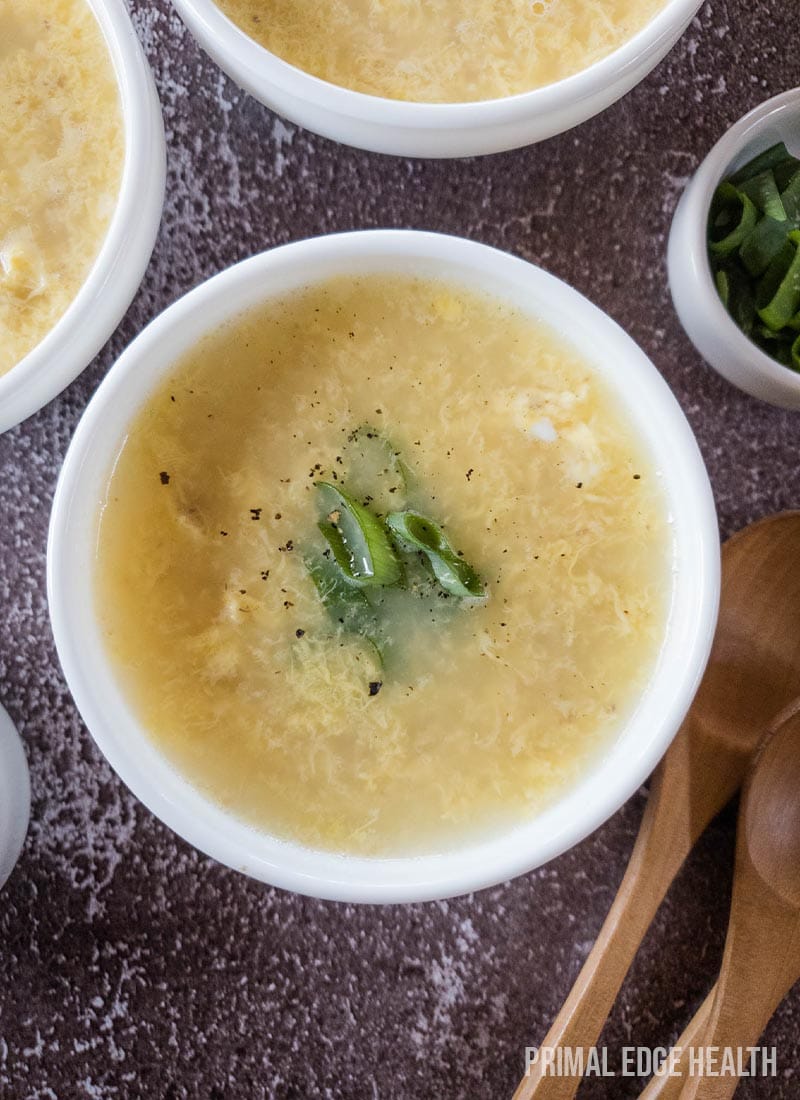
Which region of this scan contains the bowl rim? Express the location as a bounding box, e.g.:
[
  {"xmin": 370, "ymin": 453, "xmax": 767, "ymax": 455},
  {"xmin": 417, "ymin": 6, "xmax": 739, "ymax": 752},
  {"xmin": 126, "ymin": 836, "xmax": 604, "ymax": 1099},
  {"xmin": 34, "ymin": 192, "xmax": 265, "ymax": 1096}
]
[
  {"xmin": 0, "ymin": 0, "xmax": 165, "ymax": 434},
  {"xmin": 171, "ymin": 0, "xmax": 702, "ymax": 121},
  {"xmin": 674, "ymin": 87, "xmax": 800, "ymax": 397},
  {"xmin": 47, "ymin": 229, "xmax": 720, "ymax": 903},
  {"xmin": 0, "ymin": 704, "xmax": 30, "ymax": 891}
]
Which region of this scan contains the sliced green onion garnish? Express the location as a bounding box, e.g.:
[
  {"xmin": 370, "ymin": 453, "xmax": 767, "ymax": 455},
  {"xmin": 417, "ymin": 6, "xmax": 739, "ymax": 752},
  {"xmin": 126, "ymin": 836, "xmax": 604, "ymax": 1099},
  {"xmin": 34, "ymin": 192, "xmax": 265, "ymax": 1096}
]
[
  {"xmin": 792, "ymin": 332, "xmax": 800, "ymax": 371},
  {"xmin": 708, "ymin": 183, "xmax": 758, "ymax": 255},
  {"xmin": 314, "ymin": 481, "xmax": 401, "ymax": 587},
  {"xmin": 756, "ymin": 232, "xmax": 800, "ymax": 331},
  {"xmin": 709, "ymin": 143, "xmax": 800, "ymax": 371},
  {"xmin": 305, "ymin": 552, "xmax": 375, "ymax": 632},
  {"xmin": 386, "ymin": 511, "xmax": 483, "ymax": 599},
  {"xmin": 730, "ymin": 142, "xmax": 791, "ymax": 185},
  {"xmin": 715, "ymin": 269, "xmax": 729, "ymax": 307},
  {"xmin": 304, "ymin": 553, "xmax": 384, "ymax": 666},
  {"xmin": 780, "ymin": 168, "xmax": 800, "ymax": 224},
  {"xmin": 739, "ymin": 216, "xmax": 792, "ymax": 276},
  {"xmin": 737, "ymin": 170, "xmax": 786, "ymax": 222}
]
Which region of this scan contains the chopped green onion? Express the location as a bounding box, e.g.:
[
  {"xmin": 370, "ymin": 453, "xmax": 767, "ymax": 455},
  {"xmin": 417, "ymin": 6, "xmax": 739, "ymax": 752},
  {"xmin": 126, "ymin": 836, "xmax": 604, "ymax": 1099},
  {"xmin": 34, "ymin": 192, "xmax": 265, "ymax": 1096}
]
[
  {"xmin": 303, "ymin": 552, "xmax": 384, "ymax": 666},
  {"xmin": 708, "ymin": 183, "xmax": 758, "ymax": 255},
  {"xmin": 792, "ymin": 332, "xmax": 800, "ymax": 371},
  {"xmin": 756, "ymin": 232, "xmax": 800, "ymax": 331},
  {"xmin": 780, "ymin": 168, "xmax": 800, "ymax": 224},
  {"xmin": 739, "ymin": 216, "xmax": 792, "ymax": 276},
  {"xmin": 737, "ymin": 170, "xmax": 786, "ymax": 222},
  {"xmin": 730, "ymin": 142, "xmax": 791, "ymax": 185},
  {"xmin": 715, "ymin": 269, "xmax": 729, "ymax": 307},
  {"xmin": 386, "ymin": 511, "xmax": 483, "ymax": 598},
  {"xmin": 314, "ymin": 482, "xmax": 401, "ymax": 587},
  {"xmin": 708, "ymin": 143, "xmax": 800, "ymax": 372}
]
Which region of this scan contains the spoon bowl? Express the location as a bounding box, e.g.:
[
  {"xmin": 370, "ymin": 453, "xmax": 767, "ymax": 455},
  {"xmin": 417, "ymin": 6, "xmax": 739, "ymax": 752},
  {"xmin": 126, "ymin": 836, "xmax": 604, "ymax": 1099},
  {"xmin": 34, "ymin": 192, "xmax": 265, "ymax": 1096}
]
[
  {"xmin": 676, "ymin": 706, "xmax": 800, "ymax": 1100},
  {"xmin": 745, "ymin": 714, "xmax": 800, "ymax": 908}
]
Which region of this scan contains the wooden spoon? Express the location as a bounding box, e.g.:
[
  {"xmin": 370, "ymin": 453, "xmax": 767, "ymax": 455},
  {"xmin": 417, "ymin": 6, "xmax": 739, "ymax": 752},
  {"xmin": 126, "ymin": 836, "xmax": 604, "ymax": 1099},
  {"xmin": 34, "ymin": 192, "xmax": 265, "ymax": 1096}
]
[
  {"xmin": 639, "ymin": 697, "xmax": 800, "ymax": 1100},
  {"xmin": 675, "ymin": 703, "xmax": 800, "ymax": 1099},
  {"xmin": 513, "ymin": 512, "xmax": 800, "ymax": 1100}
]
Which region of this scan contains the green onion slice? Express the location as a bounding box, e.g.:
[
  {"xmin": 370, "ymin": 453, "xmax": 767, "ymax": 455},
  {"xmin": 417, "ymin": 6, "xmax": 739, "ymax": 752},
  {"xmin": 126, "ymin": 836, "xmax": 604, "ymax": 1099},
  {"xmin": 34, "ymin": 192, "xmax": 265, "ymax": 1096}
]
[
  {"xmin": 386, "ymin": 511, "xmax": 483, "ymax": 598},
  {"xmin": 739, "ymin": 216, "xmax": 793, "ymax": 276},
  {"xmin": 792, "ymin": 332, "xmax": 800, "ymax": 371},
  {"xmin": 709, "ymin": 144, "xmax": 800, "ymax": 372},
  {"xmin": 714, "ymin": 260, "xmax": 756, "ymax": 334},
  {"xmin": 715, "ymin": 269, "xmax": 729, "ymax": 307},
  {"xmin": 709, "ymin": 183, "xmax": 758, "ymax": 255},
  {"xmin": 730, "ymin": 143, "xmax": 792, "ymax": 186},
  {"xmin": 304, "ymin": 553, "xmax": 384, "ymax": 669},
  {"xmin": 737, "ymin": 170, "xmax": 786, "ymax": 222},
  {"xmin": 314, "ymin": 481, "xmax": 401, "ymax": 587},
  {"xmin": 780, "ymin": 168, "xmax": 800, "ymax": 224},
  {"xmin": 756, "ymin": 231, "xmax": 800, "ymax": 331}
]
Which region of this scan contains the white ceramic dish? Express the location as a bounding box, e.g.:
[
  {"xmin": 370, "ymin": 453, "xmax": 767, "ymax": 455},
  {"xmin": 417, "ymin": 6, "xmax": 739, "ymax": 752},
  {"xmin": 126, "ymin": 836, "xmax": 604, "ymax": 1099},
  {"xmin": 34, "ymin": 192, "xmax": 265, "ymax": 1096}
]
[
  {"xmin": 48, "ymin": 230, "xmax": 720, "ymax": 903},
  {"xmin": 0, "ymin": 704, "xmax": 30, "ymax": 890},
  {"xmin": 668, "ymin": 88, "xmax": 800, "ymax": 410},
  {"xmin": 0, "ymin": 0, "xmax": 165, "ymax": 435},
  {"xmin": 171, "ymin": 0, "xmax": 704, "ymax": 158}
]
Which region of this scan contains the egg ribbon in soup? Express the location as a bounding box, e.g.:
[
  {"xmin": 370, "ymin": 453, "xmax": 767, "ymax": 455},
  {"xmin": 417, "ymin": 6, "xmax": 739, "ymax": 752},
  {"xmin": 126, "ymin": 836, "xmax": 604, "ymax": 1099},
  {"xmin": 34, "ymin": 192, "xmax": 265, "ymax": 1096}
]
[
  {"xmin": 96, "ymin": 276, "xmax": 671, "ymax": 856},
  {"xmin": 214, "ymin": 0, "xmax": 667, "ymax": 103},
  {"xmin": 0, "ymin": 0, "xmax": 123, "ymax": 378}
]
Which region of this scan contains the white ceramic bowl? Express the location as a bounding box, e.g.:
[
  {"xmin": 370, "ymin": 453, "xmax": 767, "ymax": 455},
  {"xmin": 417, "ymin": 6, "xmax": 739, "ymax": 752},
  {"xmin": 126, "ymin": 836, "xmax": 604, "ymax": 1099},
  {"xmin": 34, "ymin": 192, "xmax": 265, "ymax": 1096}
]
[
  {"xmin": 48, "ymin": 230, "xmax": 720, "ymax": 903},
  {"xmin": 0, "ymin": 704, "xmax": 30, "ymax": 891},
  {"xmin": 171, "ymin": 0, "xmax": 703, "ymax": 158},
  {"xmin": 668, "ymin": 89, "xmax": 800, "ymax": 410},
  {"xmin": 0, "ymin": 0, "xmax": 165, "ymax": 435}
]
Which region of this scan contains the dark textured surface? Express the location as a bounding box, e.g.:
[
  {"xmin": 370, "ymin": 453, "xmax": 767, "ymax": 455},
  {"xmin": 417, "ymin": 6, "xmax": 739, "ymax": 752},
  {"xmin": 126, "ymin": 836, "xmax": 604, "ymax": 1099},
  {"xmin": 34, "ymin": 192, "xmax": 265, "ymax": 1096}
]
[{"xmin": 1, "ymin": 2, "xmax": 799, "ymax": 1097}]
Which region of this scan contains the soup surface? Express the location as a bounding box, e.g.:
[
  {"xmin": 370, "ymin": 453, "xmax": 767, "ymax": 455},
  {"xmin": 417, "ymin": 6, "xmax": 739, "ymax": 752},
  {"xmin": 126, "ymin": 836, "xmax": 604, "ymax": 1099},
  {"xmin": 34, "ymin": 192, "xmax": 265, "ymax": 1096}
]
[
  {"xmin": 215, "ymin": 0, "xmax": 666, "ymax": 102},
  {"xmin": 0, "ymin": 0, "xmax": 123, "ymax": 378},
  {"xmin": 96, "ymin": 275, "xmax": 671, "ymax": 856}
]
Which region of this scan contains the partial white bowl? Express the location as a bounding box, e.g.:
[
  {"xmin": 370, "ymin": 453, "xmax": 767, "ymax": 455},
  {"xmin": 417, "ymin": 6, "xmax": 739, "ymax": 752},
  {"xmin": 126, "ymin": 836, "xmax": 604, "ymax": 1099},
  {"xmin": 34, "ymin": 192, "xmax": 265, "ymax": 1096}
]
[
  {"xmin": 48, "ymin": 230, "xmax": 720, "ymax": 903},
  {"xmin": 171, "ymin": 0, "xmax": 703, "ymax": 157},
  {"xmin": 0, "ymin": 0, "xmax": 165, "ymax": 434},
  {"xmin": 0, "ymin": 704, "xmax": 30, "ymax": 890},
  {"xmin": 668, "ymin": 88, "xmax": 800, "ymax": 410}
]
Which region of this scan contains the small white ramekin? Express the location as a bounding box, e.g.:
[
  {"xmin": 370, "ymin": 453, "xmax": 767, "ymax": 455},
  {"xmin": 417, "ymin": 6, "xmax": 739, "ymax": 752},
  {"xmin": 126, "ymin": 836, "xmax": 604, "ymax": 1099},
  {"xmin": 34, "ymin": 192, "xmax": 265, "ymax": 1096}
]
[
  {"xmin": 668, "ymin": 89, "xmax": 800, "ymax": 410},
  {"xmin": 171, "ymin": 0, "xmax": 703, "ymax": 157},
  {"xmin": 0, "ymin": 0, "xmax": 165, "ymax": 435},
  {"xmin": 48, "ymin": 230, "xmax": 720, "ymax": 903},
  {"xmin": 0, "ymin": 704, "xmax": 30, "ymax": 891}
]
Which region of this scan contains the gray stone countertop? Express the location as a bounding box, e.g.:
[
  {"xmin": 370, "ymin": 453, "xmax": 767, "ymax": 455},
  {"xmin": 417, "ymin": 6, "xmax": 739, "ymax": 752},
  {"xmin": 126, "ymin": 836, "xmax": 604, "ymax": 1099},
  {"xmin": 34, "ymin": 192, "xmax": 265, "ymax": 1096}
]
[{"xmin": 1, "ymin": 1, "xmax": 799, "ymax": 1096}]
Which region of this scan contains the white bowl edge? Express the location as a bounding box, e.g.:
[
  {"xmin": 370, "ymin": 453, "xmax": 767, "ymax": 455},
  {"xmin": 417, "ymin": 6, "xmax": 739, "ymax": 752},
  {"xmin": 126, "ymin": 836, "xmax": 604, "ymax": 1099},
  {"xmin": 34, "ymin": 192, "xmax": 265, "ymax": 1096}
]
[
  {"xmin": 170, "ymin": 0, "xmax": 703, "ymax": 157},
  {"xmin": 0, "ymin": 704, "xmax": 31, "ymax": 891}
]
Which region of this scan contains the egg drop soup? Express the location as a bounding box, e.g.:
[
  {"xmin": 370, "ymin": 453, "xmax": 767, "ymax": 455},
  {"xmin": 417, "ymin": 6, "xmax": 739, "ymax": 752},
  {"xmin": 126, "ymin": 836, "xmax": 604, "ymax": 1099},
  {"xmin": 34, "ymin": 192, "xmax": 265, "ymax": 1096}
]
[
  {"xmin": 214, "ymin": 0, "xmax": 667, "ymax": 102},
  {"xmin": 96, "ymin": 275, "xmax": 671, "ymax": 856},
  {"xmin": 0, "ymin": 0, "xmax": 123, "ymax": 378}
]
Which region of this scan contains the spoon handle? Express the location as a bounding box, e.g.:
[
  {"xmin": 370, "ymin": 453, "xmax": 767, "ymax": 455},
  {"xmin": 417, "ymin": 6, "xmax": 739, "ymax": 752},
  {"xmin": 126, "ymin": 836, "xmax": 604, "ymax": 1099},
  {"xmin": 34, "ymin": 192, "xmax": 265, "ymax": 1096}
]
[
  {"xmin": 636, "ymin": 990, "xmax": 714, "ymax": 1100},
  {"xmin": 677, "ymin": 901, "xmax": 800, "ymax": 1099},
  {"xmin": 514, "ymin": 724, "xmax": 726, "ymax": 1100}
]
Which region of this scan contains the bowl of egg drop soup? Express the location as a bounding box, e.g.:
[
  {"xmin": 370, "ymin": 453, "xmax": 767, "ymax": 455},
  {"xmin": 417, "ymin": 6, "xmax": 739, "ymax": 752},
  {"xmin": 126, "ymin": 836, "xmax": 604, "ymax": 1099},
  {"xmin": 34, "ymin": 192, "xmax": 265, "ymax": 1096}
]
[
  {"xmin": 170, "ymin": 0, "xmax": 706, "ymax": 156},
  {"xmin": 48, "ymin": 231, "xmax": 719, "ymax": 902},
  {"xmin": 0, "ymin": 0, "xmax": 164, "ymax": 432}
]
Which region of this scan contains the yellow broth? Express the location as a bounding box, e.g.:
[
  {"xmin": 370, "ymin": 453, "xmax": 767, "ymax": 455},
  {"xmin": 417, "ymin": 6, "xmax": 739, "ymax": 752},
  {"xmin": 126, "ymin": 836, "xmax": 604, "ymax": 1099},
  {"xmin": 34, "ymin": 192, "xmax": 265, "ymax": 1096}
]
[
  {"xmin": 215, "ymin": 0, "xmax": 666, "ymax": 103},
  {"xmin": 0, "ymin": 0, "xmax": 123, "ymax": 377},
  {"xmin": 96, "ymin": 276, "xmax": 670, "ymax": 856}
]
